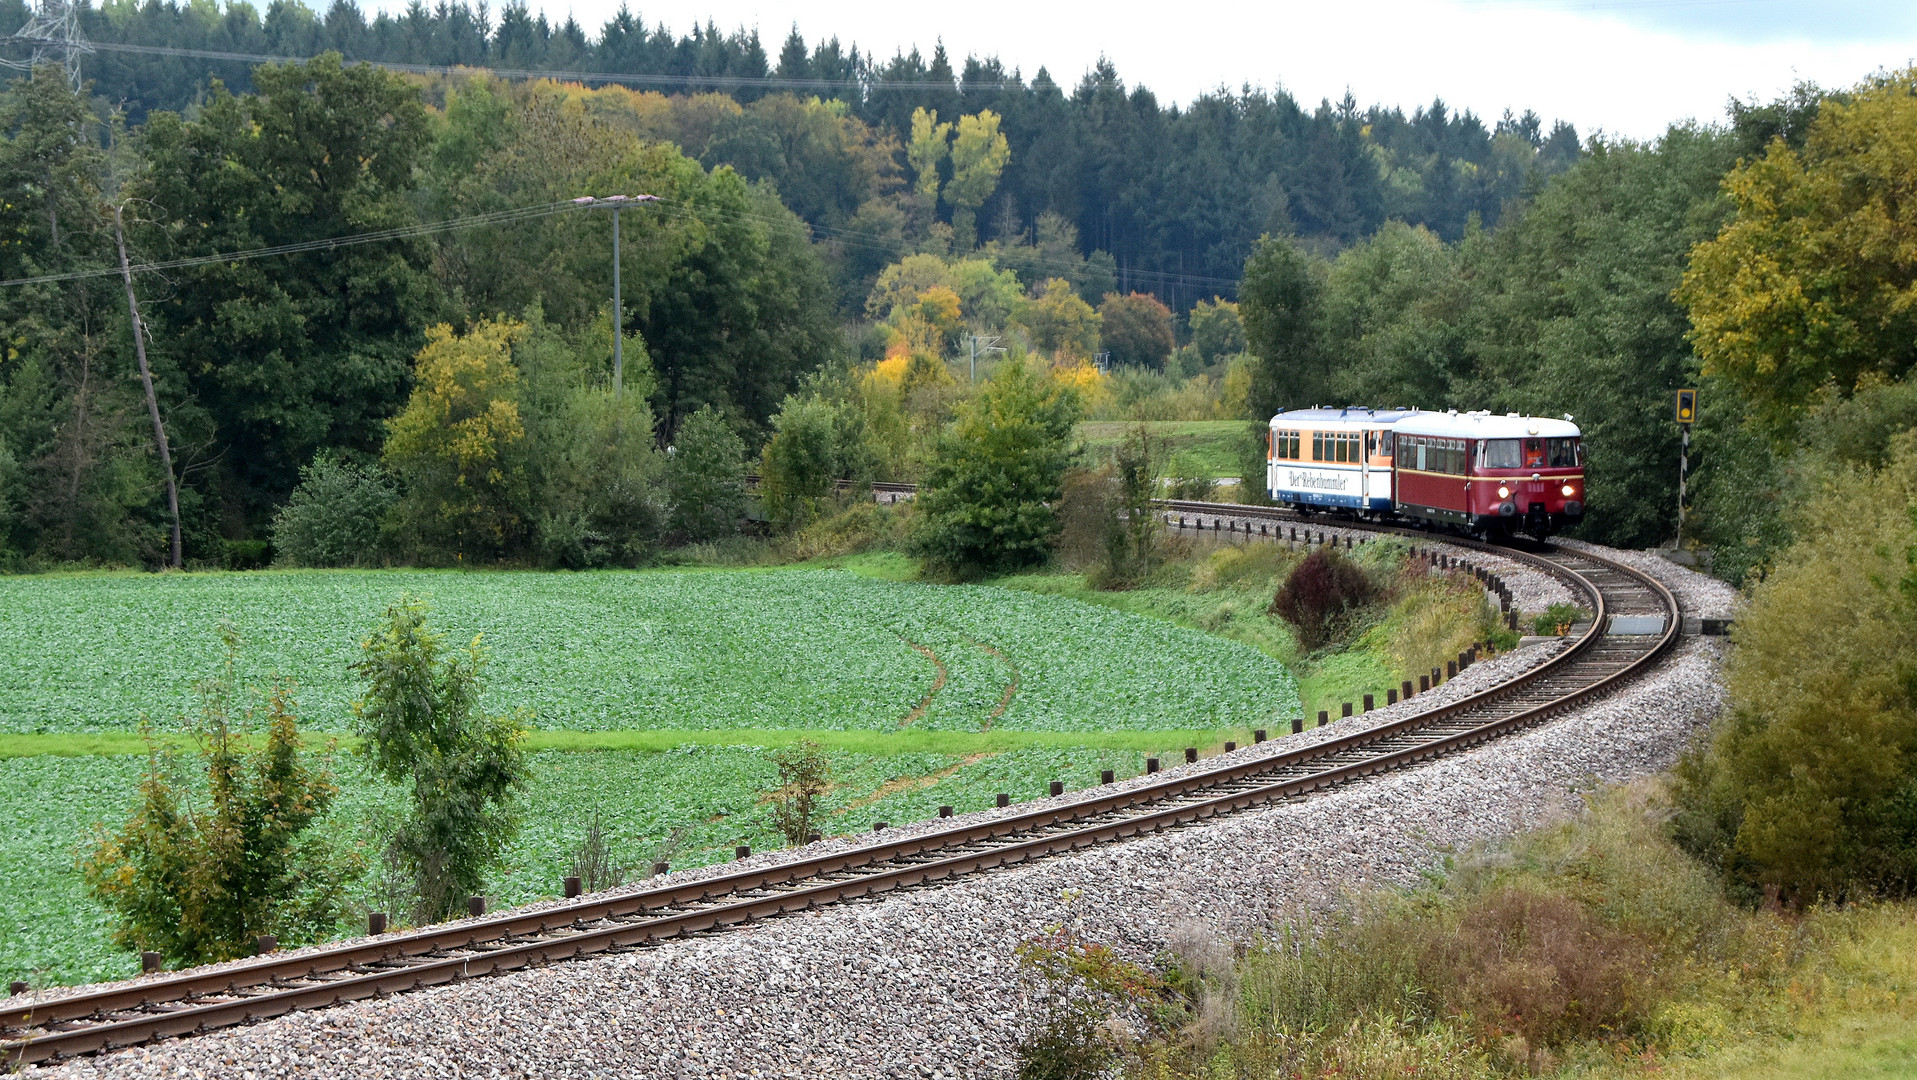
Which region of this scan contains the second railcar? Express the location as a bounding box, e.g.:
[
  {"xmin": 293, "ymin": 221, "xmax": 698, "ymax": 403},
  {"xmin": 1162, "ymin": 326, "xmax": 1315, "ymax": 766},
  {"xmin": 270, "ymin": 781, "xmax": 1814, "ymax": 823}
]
[{"xmin": 1392, "ymin": 411, "xmax": 1584, "ymax": 539}]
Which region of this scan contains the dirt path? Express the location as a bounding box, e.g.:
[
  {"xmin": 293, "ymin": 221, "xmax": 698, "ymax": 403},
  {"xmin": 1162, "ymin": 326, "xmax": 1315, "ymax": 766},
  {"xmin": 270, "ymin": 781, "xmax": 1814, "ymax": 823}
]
[
  {"xmin": 835, "ymin": 752, "xmax": 999, "ymax": 812},
  {"xmin": 967, "ymin": 639, "xmax": 1020, "ymax": 730},
  {"xmin": 895, "ymin": 637, "xmax": 948, "ymax": 727}
]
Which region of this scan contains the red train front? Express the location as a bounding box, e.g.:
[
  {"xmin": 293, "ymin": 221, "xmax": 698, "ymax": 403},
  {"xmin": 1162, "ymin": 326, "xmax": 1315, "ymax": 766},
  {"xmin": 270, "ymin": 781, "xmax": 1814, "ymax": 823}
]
[{"xmin": 1391, "ymin": 411, "xmax": 1584, "ymax": 540}]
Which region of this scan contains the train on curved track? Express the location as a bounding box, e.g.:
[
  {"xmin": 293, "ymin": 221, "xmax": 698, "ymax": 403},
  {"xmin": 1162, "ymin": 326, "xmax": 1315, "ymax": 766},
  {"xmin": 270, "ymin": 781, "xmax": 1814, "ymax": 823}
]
[{"xmin": 1266, "ymin": 407, "xmax": 1585, "ymax": 540}]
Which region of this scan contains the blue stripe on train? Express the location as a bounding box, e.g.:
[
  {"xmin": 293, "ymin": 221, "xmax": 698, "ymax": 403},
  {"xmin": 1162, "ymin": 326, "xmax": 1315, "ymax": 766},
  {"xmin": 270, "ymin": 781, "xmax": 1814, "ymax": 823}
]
[{"xmin": 1274, "ymin": 489, "xmax": 1394, "ymax": 511}]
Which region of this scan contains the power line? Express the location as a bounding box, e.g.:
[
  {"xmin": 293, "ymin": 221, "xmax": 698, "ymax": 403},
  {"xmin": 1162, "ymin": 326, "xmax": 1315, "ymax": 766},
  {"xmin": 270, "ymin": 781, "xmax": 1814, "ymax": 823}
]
[
  {"xmin": 3, "ymin": 192, "xmax": 1240, "ymax": 298},
  {"xmin": 0, "ymin": 199, "xmax": 580, "ymax": 287},
  {"xmin": 1, "ymin": 34, "xmax": 1018, "ymax": 93},
  {"xmin": 648, "ymin": 198, "xmax": 1242, "ymax": 294}
]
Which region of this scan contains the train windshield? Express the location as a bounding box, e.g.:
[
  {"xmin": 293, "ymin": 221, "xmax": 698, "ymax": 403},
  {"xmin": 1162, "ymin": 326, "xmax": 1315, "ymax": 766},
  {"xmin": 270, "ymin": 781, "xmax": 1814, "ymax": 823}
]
[
  {"xmin": 1482, "ymin": 439, "xmax": 1522, "ymax": 469},
  {"xmin": 1482, "ymin": 437, "xmax": 1582, "ymax": 470}
]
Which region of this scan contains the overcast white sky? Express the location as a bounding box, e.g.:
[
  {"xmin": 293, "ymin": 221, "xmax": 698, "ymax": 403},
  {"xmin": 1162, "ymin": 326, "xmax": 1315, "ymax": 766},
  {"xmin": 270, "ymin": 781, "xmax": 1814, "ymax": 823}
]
[{"xmin": 360, "ymin": 0, "xmax": 1917, "ymax": 139}]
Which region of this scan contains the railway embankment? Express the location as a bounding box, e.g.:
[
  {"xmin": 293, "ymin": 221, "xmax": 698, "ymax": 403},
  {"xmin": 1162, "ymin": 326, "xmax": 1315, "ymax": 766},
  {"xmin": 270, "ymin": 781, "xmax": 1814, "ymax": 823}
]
[{"xmin": 24, "ymin": 545, "xmax": 1735, "ymax": 1080}]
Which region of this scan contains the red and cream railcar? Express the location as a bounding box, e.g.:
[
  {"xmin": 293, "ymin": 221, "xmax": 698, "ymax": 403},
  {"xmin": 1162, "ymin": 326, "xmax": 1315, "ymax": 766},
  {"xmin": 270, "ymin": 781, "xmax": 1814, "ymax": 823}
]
[{"xmin": 1392, "ymin": 411, "xmax": 1584, "ymax": 539}]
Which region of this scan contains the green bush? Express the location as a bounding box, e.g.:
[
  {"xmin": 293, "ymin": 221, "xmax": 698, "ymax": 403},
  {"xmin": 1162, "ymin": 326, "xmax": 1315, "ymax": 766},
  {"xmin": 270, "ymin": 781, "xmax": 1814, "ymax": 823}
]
[
  {"xmin": 1233, "ymin": 421, "xmax": 1274, "ymax": 507},
  {"xmin": 222, "ymin": 538, "xmax": 273, "ymax": 570},
  {"xmin": 271, "ymin": 453, "xmax": 395, "ymax": 568},
  {"xmin": 351, "ymin": 596, "xmax": 531, "ymax": 923},
  {"xmin": 779, "ymin": 499, "xmax": 902, "ymax": 561},
  {"xmin": 1050, "ymin": 466, "xmax": 1118, "ymax": 574},
  {"xmin": 1673, "ymin": 442, "xmax": 1917, "ymax": 905},
  {"xmin": 765, "ymin": 739, "xmax": 830, "ymax": 847},
  {"xmin": 760, "ymin": 392, "xmax": 873, "ymax": 531},
  {"xmin": 911, "ymin": 361, "xmax": 1082, "ymax": 578},
  {"xmin": 665, "ymin": 406, "xmax": 747, "ymax": 544},
  {"xmin": 1096, "ymin": 426, "xmax": 1162, "ymax": 588},
  {"xmin": 1530, "ymin": 601, "xmax": 1587, "ymax": 636},
  {"xmin": 80, "ymin": 625, "xmax": 359, "ymax": 966}
]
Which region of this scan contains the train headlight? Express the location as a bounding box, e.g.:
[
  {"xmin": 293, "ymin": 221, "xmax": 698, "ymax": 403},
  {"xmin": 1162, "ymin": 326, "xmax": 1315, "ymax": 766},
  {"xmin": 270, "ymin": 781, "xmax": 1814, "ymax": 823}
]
[
  {"xmin": 1496, "ymin": 485, "xmax": 1511, "ymax": 500},
  {"xmin": 1561, "ymin": 484, "xmax": 1575, "ymax": 497}
]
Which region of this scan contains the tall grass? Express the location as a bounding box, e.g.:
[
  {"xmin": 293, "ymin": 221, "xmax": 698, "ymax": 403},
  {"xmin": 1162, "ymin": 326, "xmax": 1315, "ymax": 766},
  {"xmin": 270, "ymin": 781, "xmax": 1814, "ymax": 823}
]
[{"xmin": 1107, "ymin": 783, "xmax": 1917, "ymax": 1079}]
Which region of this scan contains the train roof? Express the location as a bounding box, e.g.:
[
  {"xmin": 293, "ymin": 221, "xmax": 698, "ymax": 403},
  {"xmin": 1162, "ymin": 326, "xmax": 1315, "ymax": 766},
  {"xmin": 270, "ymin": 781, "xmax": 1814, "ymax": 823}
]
[
  {"xmin": 1393, "ymin": 410, "xmax": 1580, "ymax": 439},
  {"xmin": 1269, "ymin": 407, "xmax": 1422, "ymax": 426}
]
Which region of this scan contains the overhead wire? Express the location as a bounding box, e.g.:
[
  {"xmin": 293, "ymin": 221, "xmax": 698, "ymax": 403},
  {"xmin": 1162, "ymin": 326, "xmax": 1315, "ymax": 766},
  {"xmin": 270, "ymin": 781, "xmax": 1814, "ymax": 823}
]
[
  {"xmin": 0, "ymin": 35, "xmax": 1020, "ymax": 93},
  {"xmin": 4, "ymin": 193, "xmax": 1242, "ymax": 296},
  {"xmin": 0, "ymin": 199, "xmax": 581, "ymax": 287},
  {"xmin": 0, "ymin": 36, "xmax": 1239, "ymax": 297}
]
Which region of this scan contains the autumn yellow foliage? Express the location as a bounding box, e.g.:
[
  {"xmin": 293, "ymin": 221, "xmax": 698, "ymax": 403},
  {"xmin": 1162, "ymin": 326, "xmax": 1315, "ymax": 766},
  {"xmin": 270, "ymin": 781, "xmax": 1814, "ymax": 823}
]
[
  {"xmin": 384, "ymin": 320, "xmax": 530, "ymax": 555},
  {"xmin": 1678, "ymin": 67, "xmax": 1917, "ymax": 432}
]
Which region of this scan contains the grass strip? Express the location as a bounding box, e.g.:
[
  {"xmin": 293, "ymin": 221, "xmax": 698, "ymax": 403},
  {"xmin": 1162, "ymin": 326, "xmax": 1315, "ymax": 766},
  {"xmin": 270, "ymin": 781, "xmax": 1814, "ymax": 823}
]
[{"xmin": 0, "ymin": 727, "xmax": 1249, "ymax": 760}]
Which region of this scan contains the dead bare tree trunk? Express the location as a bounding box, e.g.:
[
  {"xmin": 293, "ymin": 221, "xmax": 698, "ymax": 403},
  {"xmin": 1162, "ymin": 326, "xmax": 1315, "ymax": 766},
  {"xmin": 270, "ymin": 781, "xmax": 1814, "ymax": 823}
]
[{"xmin": 113, "ymin": 204, "xmax": 181, "ymax": 569}]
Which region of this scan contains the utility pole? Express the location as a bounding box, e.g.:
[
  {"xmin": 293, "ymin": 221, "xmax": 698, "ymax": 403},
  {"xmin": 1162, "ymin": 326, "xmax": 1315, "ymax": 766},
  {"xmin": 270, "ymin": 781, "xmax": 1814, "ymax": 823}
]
[
  {"xmin": 113, "ymin": 205, "xmax": 181, "ymax": 569},
  {"xmin": 572, "ymin": 193, "xmax": 658, "ymax": 399}
]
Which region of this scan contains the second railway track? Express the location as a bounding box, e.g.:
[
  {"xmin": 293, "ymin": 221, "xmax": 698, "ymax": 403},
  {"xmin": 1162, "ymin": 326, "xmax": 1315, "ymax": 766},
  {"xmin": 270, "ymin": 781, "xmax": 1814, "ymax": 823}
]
[{"xmin": 3, "ymin": 498, "xmax": 1681, "ymax": 1068}]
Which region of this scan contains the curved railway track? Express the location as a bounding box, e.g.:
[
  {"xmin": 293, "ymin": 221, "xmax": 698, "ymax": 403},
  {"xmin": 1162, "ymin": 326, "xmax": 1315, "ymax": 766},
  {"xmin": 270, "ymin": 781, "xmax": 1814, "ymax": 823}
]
[{"xmin": 3, "ymin": 497, "xmax": 1681, "ymax": 1068}]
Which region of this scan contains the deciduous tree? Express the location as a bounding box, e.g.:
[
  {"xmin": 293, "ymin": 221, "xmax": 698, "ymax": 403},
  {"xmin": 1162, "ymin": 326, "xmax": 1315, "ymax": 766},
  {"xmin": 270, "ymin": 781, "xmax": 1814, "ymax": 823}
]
[
  {"xmin": 1240, "ymin": 235, "xmax": 1327, "ymax": 416},
  {"xmin": 1679, "ymin": 68, "xmax": 1917, "ymax": 436},
  {"xmin": 383, "ymin": 320, "xmax": 529, "ymax": 561},
  {"xmin": 1015, "ymin": 279, "xmax": 1101, "ymax": 361},
  {"xmin": 946, "ymin": 109, "xmax": 1011, "ymax": 249},
  {"xmin": 352, "ymin": 596, "xmax": 529, "ymax": 924},
  {"xmin": 907, "ymin": 106, "xmax": 951, "ymax": 203},
  {"xmin": 911, "ymin": 361, "xmax": 1081, "ymax": 577},
  {"xmin": 665, "ymin": 406, "xmax": 747, "ymax": 543},
  {"xmin": 1096, "ymin": 292, "xmax": 1175, "ymax": 371}
]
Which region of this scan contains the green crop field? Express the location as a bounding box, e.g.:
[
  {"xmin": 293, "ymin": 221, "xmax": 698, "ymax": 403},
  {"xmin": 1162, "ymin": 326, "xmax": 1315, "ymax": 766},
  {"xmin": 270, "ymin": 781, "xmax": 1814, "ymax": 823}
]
[
  {"xmin": 0, "ymin": 568, "xmax": 1298, "ymax": 737},
  {"xmin": 1078, "ymin": 420, "xmax": 1249, "ymax": 478},
  {"xmin": 0, "ymin": 564, "xmax": 1302, "ymax": 990},
  {"xmin": 0, "ymin": 744, "xmax": 1156, "ymax": 987}
]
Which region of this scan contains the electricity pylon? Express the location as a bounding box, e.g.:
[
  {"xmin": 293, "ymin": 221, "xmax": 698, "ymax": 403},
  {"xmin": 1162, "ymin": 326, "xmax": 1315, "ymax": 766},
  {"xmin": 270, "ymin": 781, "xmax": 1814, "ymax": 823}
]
[{"xmin": 2, "ymin": 0, "xmax": 93, "ymax": 89}]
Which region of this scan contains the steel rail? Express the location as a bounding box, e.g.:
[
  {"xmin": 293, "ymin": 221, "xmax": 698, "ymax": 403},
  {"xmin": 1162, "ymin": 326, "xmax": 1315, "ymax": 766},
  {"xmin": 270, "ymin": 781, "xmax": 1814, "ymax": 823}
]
[{"xmin": 3, "ymin": 500, "xmax": 1679, "ymax": 1066}]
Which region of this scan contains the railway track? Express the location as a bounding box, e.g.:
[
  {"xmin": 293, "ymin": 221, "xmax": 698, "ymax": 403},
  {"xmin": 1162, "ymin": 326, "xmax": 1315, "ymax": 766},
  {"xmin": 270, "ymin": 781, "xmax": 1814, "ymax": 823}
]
[{"xmin": 3, "ymin": 497, "xmax": 1680, "ymax": 1068}]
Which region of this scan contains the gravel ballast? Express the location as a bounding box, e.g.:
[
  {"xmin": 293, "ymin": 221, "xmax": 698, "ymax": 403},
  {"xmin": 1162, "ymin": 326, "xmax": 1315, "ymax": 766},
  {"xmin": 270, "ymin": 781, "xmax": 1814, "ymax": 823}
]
[{"xmin": 27, "ymin": 543, "xmax": 1726, "ymax": 1080}]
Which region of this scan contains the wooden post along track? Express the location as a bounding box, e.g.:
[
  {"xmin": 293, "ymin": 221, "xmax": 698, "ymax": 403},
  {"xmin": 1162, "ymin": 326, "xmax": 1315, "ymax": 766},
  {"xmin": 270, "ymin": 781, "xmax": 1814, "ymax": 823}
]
[{"xmin": 2, "ymin": 496, "xmax": 1680, "ymax": 1066}]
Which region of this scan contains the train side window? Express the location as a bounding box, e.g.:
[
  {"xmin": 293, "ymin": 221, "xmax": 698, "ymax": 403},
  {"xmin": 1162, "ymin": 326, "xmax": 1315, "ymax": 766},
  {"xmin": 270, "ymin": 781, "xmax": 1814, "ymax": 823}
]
[
  {"xmin": 1311, "ymin": 431, "xmax": 1323, "ymax": 461},
  {"xmin": 1379, "ymin": 431, "xmax": 1394, "ymax": 457},
  {"xmin": 1416, "ymin": 438, "xmax": 1427, "ymax": 472}
]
